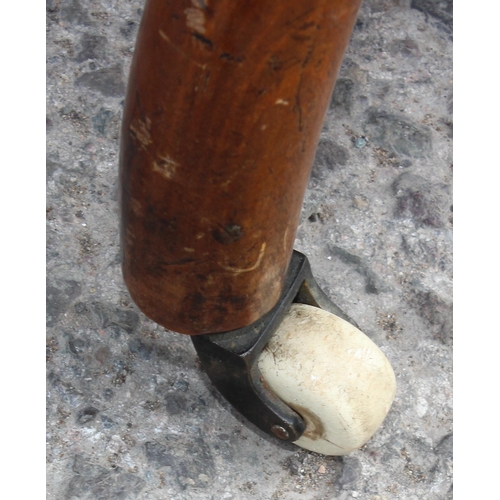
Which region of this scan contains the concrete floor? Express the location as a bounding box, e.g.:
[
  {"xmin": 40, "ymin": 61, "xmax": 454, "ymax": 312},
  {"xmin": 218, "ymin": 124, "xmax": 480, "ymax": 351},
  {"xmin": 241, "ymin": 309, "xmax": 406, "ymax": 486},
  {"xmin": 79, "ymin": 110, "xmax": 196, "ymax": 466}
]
[{"xmin": 47, "ymin": 1, "xmax": 452, "ymax": 498}]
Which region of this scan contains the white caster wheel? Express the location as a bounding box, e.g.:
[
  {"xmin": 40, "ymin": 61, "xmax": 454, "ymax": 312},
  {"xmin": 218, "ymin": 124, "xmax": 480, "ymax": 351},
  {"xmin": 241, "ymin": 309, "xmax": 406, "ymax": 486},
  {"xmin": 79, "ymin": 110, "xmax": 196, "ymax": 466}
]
[{"xmin": 257, "ymin": 303, "xmax": 396, "ymax": 455}]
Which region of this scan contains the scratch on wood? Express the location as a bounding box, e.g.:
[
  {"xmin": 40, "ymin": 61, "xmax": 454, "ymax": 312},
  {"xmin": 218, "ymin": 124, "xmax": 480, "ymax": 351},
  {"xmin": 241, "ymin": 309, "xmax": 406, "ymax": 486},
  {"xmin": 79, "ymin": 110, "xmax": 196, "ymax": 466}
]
[
  {"xmin": 130, "ymin": 117, "xmax": 152, "ymax": 148},
  {"xmin": 191, "ymin": 32, "xmax": 214, "ymax": 49},
  {"xmin": 185, "ymin": 5, "xmax": 206, "ymax": 34},
  {"xmin": 126, "ymin": 227, "xmax": 136, "ymax": 246},
  {"xmin": 130, "ymin": 198, "xmax": 144, "ymax": 216},
  {"xmin": 159, "ymin": 29, "xmax": 207, "ymax": 69},
  {"xmin": 219, "ymin": 243, "xmax": 266, "ymax": 273},
  {"xmin": 153, "ymin": 155, "xmax": 178, "ymax": 179}
]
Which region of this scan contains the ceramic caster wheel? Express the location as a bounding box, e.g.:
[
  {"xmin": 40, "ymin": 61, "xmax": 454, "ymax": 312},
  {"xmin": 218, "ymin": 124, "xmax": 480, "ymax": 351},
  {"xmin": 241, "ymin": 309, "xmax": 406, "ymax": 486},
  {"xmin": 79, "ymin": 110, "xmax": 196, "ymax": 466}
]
[{"xmin": 257, "ymin": 303, "xmax": 396, "ymax": 455}]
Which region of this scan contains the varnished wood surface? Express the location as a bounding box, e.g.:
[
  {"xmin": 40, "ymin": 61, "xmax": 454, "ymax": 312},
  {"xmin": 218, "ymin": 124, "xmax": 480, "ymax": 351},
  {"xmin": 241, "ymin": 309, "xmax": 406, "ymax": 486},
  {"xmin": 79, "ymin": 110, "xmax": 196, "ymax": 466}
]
[{"xmin": 120, "ymin": 0, "xmax": 362, "ymax": 334}]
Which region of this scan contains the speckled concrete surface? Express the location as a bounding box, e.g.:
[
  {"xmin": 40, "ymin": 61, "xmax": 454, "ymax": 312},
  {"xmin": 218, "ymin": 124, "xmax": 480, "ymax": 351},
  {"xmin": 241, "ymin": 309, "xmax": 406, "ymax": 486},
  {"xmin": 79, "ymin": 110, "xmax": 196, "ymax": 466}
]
[{"xmin": 46, "ymin": 1, "xmax": 452, "ymax": 498}]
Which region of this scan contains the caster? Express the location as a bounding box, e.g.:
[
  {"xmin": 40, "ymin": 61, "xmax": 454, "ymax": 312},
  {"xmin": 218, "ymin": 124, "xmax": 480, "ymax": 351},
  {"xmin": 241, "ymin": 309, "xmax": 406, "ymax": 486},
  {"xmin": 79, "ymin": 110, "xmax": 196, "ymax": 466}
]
[
  {"xmin": 191, "ymin": 251, "xmax": 396, "ymax": 455},
  {"xmin": 258, "ymin": 303, "xmax": 396, "ymax": 455}
]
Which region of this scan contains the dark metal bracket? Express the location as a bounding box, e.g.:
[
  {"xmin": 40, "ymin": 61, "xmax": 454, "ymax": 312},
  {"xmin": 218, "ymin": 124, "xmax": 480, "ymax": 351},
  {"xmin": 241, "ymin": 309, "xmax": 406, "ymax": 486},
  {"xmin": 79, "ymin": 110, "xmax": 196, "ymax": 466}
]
[{"xmin": 191, "ymin": 250, "xmax": 358, "ymax": 442}]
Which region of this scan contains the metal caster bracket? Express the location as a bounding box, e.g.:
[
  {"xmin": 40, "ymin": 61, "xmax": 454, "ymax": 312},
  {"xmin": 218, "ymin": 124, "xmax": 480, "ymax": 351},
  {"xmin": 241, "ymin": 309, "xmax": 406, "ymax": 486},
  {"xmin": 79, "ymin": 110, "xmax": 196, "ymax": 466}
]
[{"xmin": 191, "ymin": 250, "xmax": 358, "ymax": 442}]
